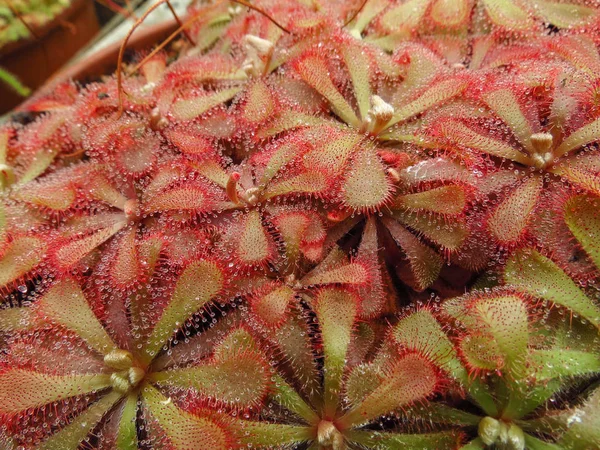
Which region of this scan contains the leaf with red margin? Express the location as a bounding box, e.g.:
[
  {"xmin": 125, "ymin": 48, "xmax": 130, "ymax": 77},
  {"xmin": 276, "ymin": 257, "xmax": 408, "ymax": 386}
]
[
  {"xmin": 294, "ymin": 53, "xmax": 360, "ymax": 127},
  {"xmin": 224, "ymin": 210, "xmax": 276, "ymax": 268},
  {"xmin": 395, "ymin": 185, "xmax": 467, "ymax": 216},
  {"xmin": 144, "ymin": 183, "xmax": 217, "ymax": 214},
  {"xmin": 341, "ymin": 147, "xmax": 394, "ymax": 212},
  {"xmin": 337, "ymin": 353, "xmax": 438, "ymax": 429},
  {"xmin": 314, "ymin": 287, "xmax": 359, "ymax": 418},
  {"xmin": 505, "ymin": 249, "xmax": 600, "ymax": 329},
  {"xmin": 0, "ymin": 235, "xmax": 46, "ymax": 288},
  {"xmin": 481, "ymin": 0, "xmax": 533, "ymax": 30},
  {"xmin": 52, "ymin": 218, "xmax": 127, "ymax": 270},
  {"xmin": 487, "ymin": 175, "xmax": 542, "ymax": 245},
  {"xmin": 37, "ymin": 391, "xmax": 123, "ymax": 450},
  {"xmin": 36, "ymin": 278, "xmax": 117, "ymax": 354},
  {"xmin": 170, "ymin": 87, "xmax": 243, "ymax": 121},
  {"xmin": 151, "ymin": 328, "xmax": 271, "ymax": 410},
  {"xmin": 142, "ymin": 385, "xmax": 230, "ymax": 450},
  {"xmin": 564, "ymin": 194, "xmax": 600, "ymax": 269},
  {"xmin": 240, "ymin": 79, "xmax": 276, "ymax": 125},
  {"xmin": 142, "ymin": 259, "xmax": 224, "ymax": 362},
  {"xmin": 249, "ymin": 283, "xmax": 295, "ymax": 329},
  {"xmin": 0, "ymin": 370, "xmax": 111, "ymax": 415},
  {"xmin": 109, "ymin": 228, "xmax": 141, "ymax": 289}
]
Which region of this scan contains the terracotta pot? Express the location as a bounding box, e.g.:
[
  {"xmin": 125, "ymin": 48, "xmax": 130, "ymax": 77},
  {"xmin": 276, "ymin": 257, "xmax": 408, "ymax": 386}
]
[
  {"xmin": 18, "ymin": 18, "xmax": 179, "ymax": 112},
  {"xmin": 0, "ymin": 0, "xmax": 100, "ymax": 114},
  {"xmin": 52, "ymin": 18, "xmax": 179, "ymax": 84}
]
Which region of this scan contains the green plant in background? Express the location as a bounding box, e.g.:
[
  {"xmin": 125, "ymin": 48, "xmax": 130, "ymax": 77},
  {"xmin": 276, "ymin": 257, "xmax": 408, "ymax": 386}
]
[
  {"xmin": 0, "ymin": 66, "xmax": 30, "ymax": 96},
  {"xmin": 0, "ymin": 0, "xmax": 70, "ymax": 46},
  {"xmin": 0, "ymin": 0, "xmax": 599, "ymax": 449}
]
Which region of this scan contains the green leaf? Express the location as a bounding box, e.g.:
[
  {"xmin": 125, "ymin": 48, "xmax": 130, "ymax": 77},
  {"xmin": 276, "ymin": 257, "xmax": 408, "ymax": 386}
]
[
  {"xmin": 342, "ymin": 44, "xmax": 372, "ymax": 121},
  {"xmin": 534, "ymin": 0, "xmax": 596, "ymax": 29},
  {"xmin": 171, "ymin": 87, "xmax": 242, "ymax": 121},
  {"xmin": 383, "ymin": 217, "xmax": 443, "ymax": 291},
  {"xmin": 0, "ymin": 306, "xmax": 32, "ymax": 333},
  {"xmin": 481, "ymin": 0, "xmax": 533, "ymax": 30},
  {"xmin": 345, "ymin": 429, "xmax": 462, "ymax": 449},
  {"xmin": 564, "ymin": 194, "xmax": 600, "ymax": 270},
  {"xmin": 301, "ymin": 262, "xmax": 369, "ymax": 287},
  {"xmin": 380, "ymin": 0, "xmax": 430, "ymax": 32},
  {"xmin": 389, "ymin": 78, "xmax": 467, "ymax": 127},
  {"xmin": 143, "ymin": 260, "xmax": 224, "ymax": 362},
  {"xmin": 269, "ymin": 374, "xmax": 320, "ymax": 424},
  {"xmin": 12, "ymin": 180, "xmax": 77, "ymax": 211},
  {"xmin": 262, "ymin": 171, "xmax": 328, "ymax": 199},
  {"xmin": 349, "ymin": 0, "xmax": 390, "ymax": 34},
  {"xmin": 410, "ymin": 403, "xmax": 482, "ymax": 426},
  {"xmin": 468, "ymin": 295, "xmax": 530, "ymax": 380},
  {"xmin": 231, "ymin": 420, "xmax": 313, "ymax": 447},
  {"xmin": 460, "ymin": 333, "xmax": 503, "ymax": 372},
  {"xmin": 39, "ymin": 391, "xmax": 123, "ymax": 450},
  {"xmin": 558, "ymin": 385, "xmax": 600, "ymax": 449},
  {"xmin": 241, "ymin": 79, "xmax": 275, "ymax": 124},
  {"xmin": 355, "ymin": 218, "xmax": 386, "ymax": 317},
  {"xmin": 37, "ymin": 279, "xmax": 117, "ymax": 355},
  {"xmin": 211, "ymin": 327, "xmax": 259, "ymax": 360},
  {"xmin": 257, "ymin": 111, "xmax": 333, "ymax": 139},
  {"xmin": 488, "ymin": 175, "xmax": 542, "ymax": 244},
  {"xmin": 110, "ymin": 228, "xmax": 140, "ymax": 288},
  {"xmin": 267, "ymin": 316, "xmax": 322, "ymax": 407},
  {"xmin": 142, "ymin": 385, "xmax": 229, "ymax": 450},
  {"xmin": 302, "ymin": 131, "xmax": 362, "ymax": 176},
  {"xmin": 503, "ymin": 380, "xmax": 561, "ymax": 420},
  {"xmin": 391, "ymin": 210, "xmax": 468, "ymax": 251},
  {"xmin": 482, "ymin": 89, "xmax": 535, "ymax": 153},
  {"xmin": 556, "ymin": 118, "xmax": 600, "ymax": 158},
  {"xmin": 458, "ymin": 438, "xmax": 485, "ymax": 449},
  {"xmin": 259, "ymin": 141, "xmax": 303, "ymax": 187},
  {"xmin": 314, "ymin": 287, "xmax": 359, "ymax": 418},
  {"xmin": 0, "ymin": 369, "xmax": 111, "ymax": 414},
  {"xmin": 150, "ymin": 350, "xmax": 269, "ymax": 409},
  {"xmin": 524, "ymin": 434, "xmax": 564, "ymax": 450},
  {"xmin": 430, "ymin": 0, "xmax": 470, "ymax": 26},
  {"xmin": 116, "ymin": 393, "xmax": 138, "ymax": 450},
  {"xmin": 549, "ymin": 153, "xmax": 600, "ymax": 197},
  {"xmin": 438, "ymin": 120, "xmax": 530, "ymax": 164},
  {"xmin": 0, "ymin": 67, "xmax": 31, "ymax": 97},
  {"xmin": 19, "ymin": 148, "xmax": 60, "ymax": 185},
  {"xmin": 505, "ymin": 249, "xmax": 600, "ymax": 329},
  {"xmin": 250, "ymin": 284, "xmax": 295, "ymax": 329},
  {"xmin": 341, "ymin": 148, "xmax": 393, "ymax": 211},
  {"xmin": 337, "ymin": 354, "xmax": 437, "ymax": 429},
  {"xmin": 348, "ymin": 0, "xmax": 390, "ymax": 35},
  {"xmin": 396, "ymin": 185, "xmax": 466, "ymax": 215},
  {"xmin": 54, "ymin": 220, "xmax": 127, "ymax": 269},
  {"xmin": 0, "ymin": 235, "xmax": 46, "ymax": 288},
  {"xmin": 144, "ymin": 185, "xmax": 209, "ymax": 213},
  {"xmin": 529, "ymin": 349, "xmax": 600, "ymax": 381},
  {"xmin": 295, "ymin": 55, "xmax": 360, "ymax": 127},
  {"xmin": 345, "ymin": 363, "xmax": 385, "ymax": 408},
  {"xmin": 392, "ymin": 310, "xmax": 467, "ymax": 382},
  {"xmin": 231, "ymin": 210, "xmax": 274, "ymax": 266}
]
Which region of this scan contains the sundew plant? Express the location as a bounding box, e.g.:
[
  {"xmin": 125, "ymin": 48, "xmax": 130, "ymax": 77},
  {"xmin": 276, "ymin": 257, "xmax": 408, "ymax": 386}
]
[{"xmin": 1, "ymin": 0, "xmax": 600, "ymax": 449}]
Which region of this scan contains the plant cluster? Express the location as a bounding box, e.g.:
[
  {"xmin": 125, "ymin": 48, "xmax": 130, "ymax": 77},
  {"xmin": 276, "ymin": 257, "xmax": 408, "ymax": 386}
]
[
  {"xmin": 1, "ymin": 0, "xmax": 600, "ymax": 448},
  {"xmin": 0, "ymin": 0, "xmax": 71, "ymax": 46}
]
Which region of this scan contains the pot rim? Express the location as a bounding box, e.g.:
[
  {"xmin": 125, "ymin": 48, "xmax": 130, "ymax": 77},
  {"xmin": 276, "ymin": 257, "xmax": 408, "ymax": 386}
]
[{"xmin": 19, "ymin": 18, "xmax": 178, "ymax": 110}]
